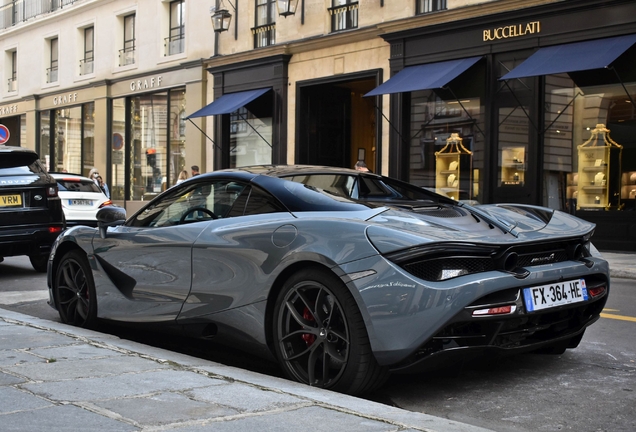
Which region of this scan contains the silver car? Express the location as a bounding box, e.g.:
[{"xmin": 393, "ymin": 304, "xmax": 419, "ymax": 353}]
[{"xmin": 47, "ymin": 165, "xmax": 610, "ymax": 395}]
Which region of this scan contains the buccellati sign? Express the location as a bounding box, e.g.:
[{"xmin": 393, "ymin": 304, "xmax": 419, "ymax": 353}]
[{"xmin": 483, "ymin": 21, "xmax": 541, "ymax": 42}]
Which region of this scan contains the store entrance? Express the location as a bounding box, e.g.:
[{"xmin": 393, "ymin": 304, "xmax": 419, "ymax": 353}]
[{"xmin": 297, "ymin": 78, "xmax": 376, "ymax": 172}]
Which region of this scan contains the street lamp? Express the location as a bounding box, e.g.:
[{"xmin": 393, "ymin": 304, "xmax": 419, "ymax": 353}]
[
  {"xmin": 211, "ymin": 4, "xmax": 232, "ymax": 33},
  {"xmin": 276, "ymin": 0, "xmax": 299, "ymax": 17}
]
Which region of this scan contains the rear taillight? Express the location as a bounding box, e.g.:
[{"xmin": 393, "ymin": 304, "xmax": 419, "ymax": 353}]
[
  {"xmin": 588, "ymin": 285, "xmax": 606, "ymax": 298},
  {"xmin": 49, "ymin": 226, "xmax": 63, "ymax": 234},
  {"xmin": 98, "ymin": 200, "xmax": 113, "ymax": 208},
  {"xmin": 47, "ymin": 186, "xmax": 58, "ymax": 197},
  {"xmin": 472, "ymin": 305, "xmax": 516, "ymax": 317}
]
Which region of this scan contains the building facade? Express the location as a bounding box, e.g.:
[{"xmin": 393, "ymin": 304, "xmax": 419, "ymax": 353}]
[{"xmin": 1, "ymin": 0, "xmax": 635, "ymax": 250}]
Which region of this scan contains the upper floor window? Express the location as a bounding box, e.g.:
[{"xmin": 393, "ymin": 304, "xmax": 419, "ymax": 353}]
[
  {"xmin": 329, "ymin": 0, "xmax": 358, "ymax": 33},
  {"xmin": 120, "ymin": 13, "xmax": 136, "ymax": 66},
  {"xmin": 252, "ymin": 0, "xmax": 276, "ymax": 48},
  {"xmin": 80, "ymin": 26, "xmax": 94, "ymax": 75},
  {"xmin": 48, "ymin": 38, "xmax": 59, "ymax": 83},
  {"xmin": 416, "ymin": 0, "xmax": 447, "ymax": 15},
  {"xmin": 8, "ymin": 50, "xmax": 17, "ymax": 92},
  {"xmin": 166, "ymin": 0, "xmax": 185, "ymax": 56}
]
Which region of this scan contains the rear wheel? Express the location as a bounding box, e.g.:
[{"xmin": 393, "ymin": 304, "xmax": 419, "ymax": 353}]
[
  {"xmin": 53, "ymin": 250, "xmax": 97, "ymax": 328},
  {"xmin": 29, "ymin": 254, "xmax": 48, "ymax": 273},
  {"xmin": 273, "ymin": 268, "xmax": 388, "ymax": 395}
]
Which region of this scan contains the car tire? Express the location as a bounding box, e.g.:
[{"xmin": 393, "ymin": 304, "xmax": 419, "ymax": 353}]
[
  {"xmin": 29, "ymin": 254, "xmax": 49, "ymax": 273},
  {"xmin": 273, "ymin": 267, "xmax": 389, "ymax": 395},
  {"xmin": 53, "ymin": 250, "xmax": 98, "ymax": 328}
]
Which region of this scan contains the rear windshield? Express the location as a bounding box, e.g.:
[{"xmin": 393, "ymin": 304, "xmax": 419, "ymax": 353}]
[
  {"xmin": 0, "ymin": 152, "xmax": 47, "ymax": 174},
  {"xmin": 56, "ymin": 178, "xmax": 102, "ymax": 193}
]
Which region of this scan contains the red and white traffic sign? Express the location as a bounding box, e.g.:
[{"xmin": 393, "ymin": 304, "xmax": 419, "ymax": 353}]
[{"xmin": 0, "ymin": 124, "xmax": 10, "ymax": 145}]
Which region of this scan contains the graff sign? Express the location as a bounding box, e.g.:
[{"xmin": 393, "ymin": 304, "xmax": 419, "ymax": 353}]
[
  {"xmin": 130, "ymin": 76, "xmax": 163, "ymax": 91},
  {"xmin": 483, "ymin": 21, "xmax": 541, "ymax": 42},
  {"xmin": 53, "ymin": 93, "xmax": 78, "ymax": 105},
  {"xmin": 0, "ymin": 105, "xmax": 19, "ymax": 115}
]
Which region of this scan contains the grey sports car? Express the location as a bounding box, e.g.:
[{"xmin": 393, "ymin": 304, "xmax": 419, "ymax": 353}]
[{"xmin": 47, "ymin": 165, "xmax": 610, "ymax": 395}]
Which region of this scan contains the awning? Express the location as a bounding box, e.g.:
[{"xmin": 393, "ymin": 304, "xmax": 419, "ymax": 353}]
[
  {"xmin": 186, "ymin": 88, "xmax": 270, "ymax": 119},
  {"xmin": 364, "ymin": 57, "xmax": 482, "ymax": 97},
  {"xmin": 500, "ymin": 34, "xmax": 636, "ymax": 80}
]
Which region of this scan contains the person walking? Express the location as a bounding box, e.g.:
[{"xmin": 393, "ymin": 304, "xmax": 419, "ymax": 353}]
[
  {"xmin": 88, "ymin": 168, "xmax": 100, "ymax": 185},
  {"xmin": 191, "ymin": 165, "xmax": 200, "ymax": 177}
]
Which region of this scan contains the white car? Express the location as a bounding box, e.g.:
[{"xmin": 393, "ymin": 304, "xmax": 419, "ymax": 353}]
[{"xmin": 51, "ymin": 173, "xmax": 113, "ymax": 227}]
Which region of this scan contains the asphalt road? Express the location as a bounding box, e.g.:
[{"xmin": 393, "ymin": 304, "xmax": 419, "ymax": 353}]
[{"xmin": 1, "ymin": 255, "xmax": 634, "ymax": 432}]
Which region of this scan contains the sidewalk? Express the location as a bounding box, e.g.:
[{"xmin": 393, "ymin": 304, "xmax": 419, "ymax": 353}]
[
  {"xmin": 601, "ymin": 251, "xmax": 636, "ymax": 280},
  {"xmin": 0, "ymin": 308, "xmax": 490, "ymax": 432}
]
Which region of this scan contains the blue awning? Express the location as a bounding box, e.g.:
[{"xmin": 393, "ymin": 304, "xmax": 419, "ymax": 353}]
[
  {"xmin": 186, "ymin": 88, "xmax": 270, "ymax": 119},
  {"xmin": 364, "ymin": 57, "xmax": 482, "ymax": 97},
  {"xmin": 500, "ymin": 34, "xmax": 636, "ymax": 80}
]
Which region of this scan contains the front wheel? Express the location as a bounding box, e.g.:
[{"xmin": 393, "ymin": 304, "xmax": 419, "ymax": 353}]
[
  {"xmin": 273, "ymin": 268, "xmax": 388, "ymax": 395},
  {"xmin": 53, "ymin": 250, "xmax": 97, "ymax": 328}
]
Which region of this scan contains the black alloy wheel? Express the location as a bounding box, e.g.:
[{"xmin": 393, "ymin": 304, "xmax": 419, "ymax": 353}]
[
  {"xmin": 54, "ymin": 250, "xmax": 97, "ymax": 328},
  {"xmin": 273, "ymin": 267, "xmax": 388, "ymax": 395}
]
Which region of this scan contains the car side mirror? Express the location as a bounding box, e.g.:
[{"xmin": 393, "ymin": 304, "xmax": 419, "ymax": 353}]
[{"xmin": 97, "ymin": 206, "xmax": 127, "ymax": 239}]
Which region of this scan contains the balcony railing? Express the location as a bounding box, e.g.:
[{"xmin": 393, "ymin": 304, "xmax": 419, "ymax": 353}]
[
  {"xmin": 119, "ymin": 46, "xmax": 135, "ymax": 66},
  {"xmin": 164, "ymin": 35, "xmax": 184, "ymax": 56},
  {"xmin": 46, "ymin": 66, "xmax": 58, "ymax": 83},
  {"xmin": 7, "ymin": 77, "xmax": 17, "ymax": 92},
  {"xmin": 329, "ymin": 2, "xmax": 358, "ymax": 33},
  {"xmin": 1, "ymin": 0, "xmax": 78, "ymax": 30},
  {"xmin": 252, "ymin": 24, "xmax": 275, "ymax": 48},
  {"xmin": 79, "ymin": 58, "xmax": 93, "ymax": 75}
]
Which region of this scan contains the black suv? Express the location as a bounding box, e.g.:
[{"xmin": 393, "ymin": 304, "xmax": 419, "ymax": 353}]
[{"xmin": 0, "ymin": 146, "xmax": 65, "ymax": 272}]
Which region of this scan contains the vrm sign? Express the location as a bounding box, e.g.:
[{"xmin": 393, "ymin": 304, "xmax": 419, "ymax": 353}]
[{"xmin": 0, "ymin": 124, "xmax": 10, "ymax": 144}]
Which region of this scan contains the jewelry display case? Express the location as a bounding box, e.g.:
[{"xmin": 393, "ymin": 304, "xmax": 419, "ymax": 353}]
[
  {"xmin": 435, "ymin": 133, "xmax": 472, "ymax": 201},
  {"xmin": 576, "ymin": 124, "xmax": 623, "ymax": 210},
  {"xmin": 500, "ymin": 146, "xmax": 526, "ymax": 186}
]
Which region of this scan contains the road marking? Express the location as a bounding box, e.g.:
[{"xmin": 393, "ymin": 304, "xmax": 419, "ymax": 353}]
[
  {"xmin": 600, "ymin": 312, "xmax": 636, "ymax": 323},
  {"xmin": 0, "ymin": 290, "xmax": 49, "ymax": 305},
  {"xmin": 603, "ymin": 308, "xmax": 619, "ymax": 312}
]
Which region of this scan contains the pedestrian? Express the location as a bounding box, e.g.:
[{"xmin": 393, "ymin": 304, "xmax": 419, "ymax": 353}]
[
  {"xmin": 354, "ymin": 160, "xmax": 370, "ymax": 172},
  {"xmin": 96, "ymin": 175, "xmax": 110, "ymax": 198},
  {"xmin": 176, "ymin": 170, "xmax": 188, "ymax": 185},
  {"xmin": 88, "ymin": 168, "xmax": 100, "ymax": 185},
  {"xmin": 191, "ymin": 165, "xmax": 200, "ymax": 176}
]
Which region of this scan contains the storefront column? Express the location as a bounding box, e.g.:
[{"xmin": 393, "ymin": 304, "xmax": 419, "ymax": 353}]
[
  {"xmin": 94, "ymin": 97, "xmax": 109, "ymax": 180},
  {"xmin": 185, "ymin": 79, "xmax": 207, "ymax": 173}
]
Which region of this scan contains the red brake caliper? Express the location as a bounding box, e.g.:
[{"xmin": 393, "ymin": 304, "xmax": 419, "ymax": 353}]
[{"xmin": 301, "ymin": 307, "xmax": 316, "ymax": 346}]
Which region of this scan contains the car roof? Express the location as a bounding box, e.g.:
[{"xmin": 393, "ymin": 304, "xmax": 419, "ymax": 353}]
[{"xmin": 0, "ymin": 145, "xmax": 38, "ymax": 155}]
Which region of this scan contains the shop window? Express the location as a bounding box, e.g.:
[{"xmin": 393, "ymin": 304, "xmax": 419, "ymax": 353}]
[
  {"xmin": 416, "ymin": 0, "xmax": 447, "ymax": 15},
  {"xmin": 169, "ymin": 90, "xmax": 187, "ymax": 188},
  {"xmin": 166, "ymin": 0, "xmax": 185, "ymax": 56},
  {"xmin": 229, "ymin": 94, "xmax": 273, "ymax": 168},
  {"xmin": 54, "ymin": 106, "xmax": 82, "ymax": 174},
  {"xmin": 130, "ymin": 93, "xmax": 169, "ymax": 201},
  {"xmin": 80, "ymin": 26, "xmax": 94, "ymax": 75},
  {"xmin": 7, "ymin": 50, "xmax": 17, "ymax": 92},
  {"xmin": 39, "ymin": 111, "xmax": 52, "ymax": 170},
  {"xmin": 111, "ymin": 98, "xmax": 126, "ymax": 201},
  {"xmin": 47, "ymin": 37, "xmax": 58, "ymax": 83},
  {"xmin": 544, "ymin": 75, "xmax": 636, "ymax": 212},
  {"xmin": 329, "ymin": 0, "xmax": 358, "ymax": 33},
  {"xmin": 252, "ymin": 0, "xmax": 276, "ymax": 48},
  {"xmin": 120, "ymin": 13, "xmax": 136, "ymax": 66},
  {"xmin": 409, "ymin": 90, "xmax": 484, "ymax": 202}
]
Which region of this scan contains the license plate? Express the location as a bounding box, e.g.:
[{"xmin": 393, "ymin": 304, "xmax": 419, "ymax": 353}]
[
  {"xmin": 523, "ymin": 279, "xmax": 588, "ymax": 312},
  {"xmin": 69, "ymin": 199, "xmax": 92, "ymax": 206},
  {"xmin": 0, "ymin": 194, "xmax": 22, "ymax": 207}
]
